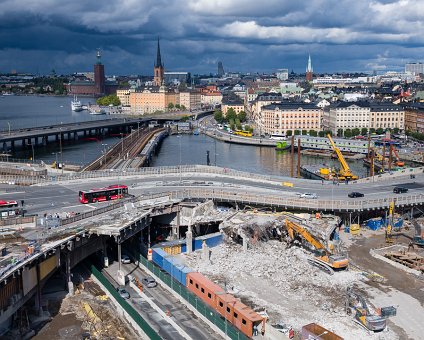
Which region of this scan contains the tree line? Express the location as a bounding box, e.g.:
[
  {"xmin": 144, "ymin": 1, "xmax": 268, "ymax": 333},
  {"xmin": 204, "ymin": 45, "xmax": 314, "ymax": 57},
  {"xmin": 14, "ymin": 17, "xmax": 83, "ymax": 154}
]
[{"xmin": 214, "ymin": 108, "xmax": 253, "ymax": 132}]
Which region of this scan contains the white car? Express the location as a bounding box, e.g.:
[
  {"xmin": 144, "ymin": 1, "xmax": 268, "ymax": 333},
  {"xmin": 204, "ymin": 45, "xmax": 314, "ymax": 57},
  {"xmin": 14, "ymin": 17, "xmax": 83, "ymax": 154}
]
[
  {"xmin": 121, "ymin": 254, "xmax": 131, "ymax": 264},
  {"xmin": 300, "ymin": 192, "xmax": 318, "ymax": 199}
]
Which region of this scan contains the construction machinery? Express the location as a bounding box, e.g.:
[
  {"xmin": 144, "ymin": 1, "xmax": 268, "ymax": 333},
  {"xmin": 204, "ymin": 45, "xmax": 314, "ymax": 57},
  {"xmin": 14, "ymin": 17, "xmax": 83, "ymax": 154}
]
[
  {"xmin": 284, "ymin": 219, "xmax": 349, "ymax": 274},
  {"xmin": 346, "ymin": 287, "xmax": 396, "ymax": 332},
  {"xmin": 326, "ymin": 134, "xmax": 358, "ymax": 181},
  {"xmin": 391, "ymin": 146, "xmax": 405, "ymax": 167},
  {"xmin": 411, "ymin": 219, "xmax": 424, "ymax": 247},
  {"xmin": 385, "ymin": 202, "xmax": 395, "ymax": 244}
]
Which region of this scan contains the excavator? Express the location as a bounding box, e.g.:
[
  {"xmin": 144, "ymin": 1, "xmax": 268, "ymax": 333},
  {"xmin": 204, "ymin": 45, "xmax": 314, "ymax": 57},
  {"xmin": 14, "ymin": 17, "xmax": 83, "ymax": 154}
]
[
  {"xmin": 327, "ymin": 134, "xmax": 358, "ymax": 181},
  {"xmin": 385, "ymin": 202, "xmax": 395, "ymax": 244},
  {"xmin": 391, "ymin": 146, "xmax": 405, "ymax": 167},
  {"xmin": 284, "ymin": 219, "xmax": 349, "ymax": 274}
]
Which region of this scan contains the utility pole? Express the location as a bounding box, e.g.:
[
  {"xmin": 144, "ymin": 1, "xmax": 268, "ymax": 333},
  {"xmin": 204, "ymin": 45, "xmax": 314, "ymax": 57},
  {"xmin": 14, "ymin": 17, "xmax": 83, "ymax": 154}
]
[
  {"xmin": 370, "ymin": 148, "xmax": 375, "ymax": 178},
  {"xmin": 388, "ymin": 144, "xmax": 393, "ymax": 171},
  {"xmin": 297, "ymin": 137, "xmax": 301, "ymax": 178},
  {"xmin": 291, "ymin": 135, "xmax": 295, "ymax": 178}
]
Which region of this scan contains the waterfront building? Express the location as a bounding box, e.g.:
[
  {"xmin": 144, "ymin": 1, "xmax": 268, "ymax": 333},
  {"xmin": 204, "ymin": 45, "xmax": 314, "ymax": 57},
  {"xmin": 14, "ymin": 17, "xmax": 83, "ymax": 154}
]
[
  {"xmin": 369, "ymin": 103, "xmax": 404, "ymax": 131},
  {"xmin": 251, "ymin": 92, "xmax": 283, "ymax": 123},
  {"xmin": 325, "ymin": 102, "xmax": 371, "ymax": 134},
  {"xmin": 260, "ymin": 102, "xmax": 322, "ymax": 135},
  {"xmin": 116, "ymin": 88, "xmax": 134, "ymax": 108},
  {"xmin": 129, "ymin": 85, "xmax": 177, "ymax": 114},
  {"xmin": 405, "ymin": 62, "xmax": 424, "ymax": 75},
  {"xmin": 200, "ymin": 85, "xmax": 223, "ymax": 106},
  {"xmin": 179, "ymin": 90, "xmax": 201, "ymax": 110},
  {"xmin": 306, "ymin": 54, "xmax": 313, "ymax": 82},
  {"xmin": 153, "ymin": 38, "xmax": 165, "ymax": 86},
  {"xmin": 222, "ymin": 98, "xmax": 245, "ymax": 116},
  {"xmin": 65, "ymin": 50, "xmax": 118, "ymax": 96}
]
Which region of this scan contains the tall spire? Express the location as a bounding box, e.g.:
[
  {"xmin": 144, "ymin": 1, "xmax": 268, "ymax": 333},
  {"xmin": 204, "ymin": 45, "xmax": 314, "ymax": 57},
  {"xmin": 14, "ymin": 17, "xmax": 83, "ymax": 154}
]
[
  {"xmin": 155, "ymin": 37, "xmax": 163, "ymax": 68},
  {"xmin": 306, "ymin": 53, "xmax": 313, "ymax": 73},
  {"xmin": 96, "ymin": 49, "xmax": 102, "ymax": 65}
]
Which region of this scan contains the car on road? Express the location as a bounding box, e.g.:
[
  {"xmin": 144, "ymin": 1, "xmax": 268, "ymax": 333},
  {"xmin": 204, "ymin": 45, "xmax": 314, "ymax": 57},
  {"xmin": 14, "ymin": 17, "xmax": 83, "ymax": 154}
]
[
  {"xmin": 348, "ymin": 192, "xmax": 364, "ymax": 198},
  {"xmin": 116, "ymin": 287, "xmax": 130, "ymax": 299},
  {"xmin": 121, "ymin": 254, "xmax": 131, "ymax": 264},
  {"xmin": 393, "ymin": 187, "xmax": 408, "ymax": 194},
  {"xmin": 142, "ymin": 276, "xmax": 157, "ymax": 288},
  {"xmin": 300, "ymin": 193, "xmax": 318, "ymax": 199}
]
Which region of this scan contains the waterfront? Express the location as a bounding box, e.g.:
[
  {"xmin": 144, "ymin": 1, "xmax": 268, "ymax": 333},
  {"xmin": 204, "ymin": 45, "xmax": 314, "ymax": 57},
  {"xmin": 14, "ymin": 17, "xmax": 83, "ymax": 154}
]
[{"xmin": 0, "ymin": 96, "xmax": 369, "ymax": 177}]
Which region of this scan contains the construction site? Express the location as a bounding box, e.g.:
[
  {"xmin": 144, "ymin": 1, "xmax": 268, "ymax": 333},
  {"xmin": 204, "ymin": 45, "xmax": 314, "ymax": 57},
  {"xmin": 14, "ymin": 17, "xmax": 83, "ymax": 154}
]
[{"xmin": 177, "ymin": 206, "xmax": 424, "ymax": 340}]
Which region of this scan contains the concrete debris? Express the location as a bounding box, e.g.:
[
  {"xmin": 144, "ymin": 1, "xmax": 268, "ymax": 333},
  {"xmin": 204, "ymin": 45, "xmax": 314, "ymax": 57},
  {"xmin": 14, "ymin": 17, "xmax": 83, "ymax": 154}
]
[{"xmin": 182, "ymin": 240, "xmax": 400, "ymax": 340}]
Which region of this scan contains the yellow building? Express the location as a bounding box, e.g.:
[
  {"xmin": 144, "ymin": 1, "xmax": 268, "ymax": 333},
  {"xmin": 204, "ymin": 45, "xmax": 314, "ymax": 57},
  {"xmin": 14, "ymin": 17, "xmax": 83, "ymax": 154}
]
[
  {"xmin": 129, "ymin": 86, "xmax": 177, "ymax": 114},
  {"xmin": 179, "ymin": 90, "xmax": 201, "ymax": 111},
  {"xmin": 116, "ymin": 89, "xmax": 133, "ymax": 107},
  {"xmin": 222, "ymin": 101, "xmax": 245, "ymax": 116}
]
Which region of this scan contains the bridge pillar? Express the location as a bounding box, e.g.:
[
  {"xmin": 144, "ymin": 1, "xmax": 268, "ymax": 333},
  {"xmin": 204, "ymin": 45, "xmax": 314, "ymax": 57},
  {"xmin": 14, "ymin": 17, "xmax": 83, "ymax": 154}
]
[
  {"xmin": 116, "ymin": 242, "xmax": 125, "ymax": 286},
  {"xmin": 66, "ymin": 252, "xmax": 74, "ymax": 295},
  {"xmin": 2, "ymin": 142, "xmax": 6, "ymax": 152},
  {"xmin": 55, "ymin": 134, "xmax": 59, "ymax": 142},
  {"xmin": 186, "ymin": 224, "xmax": 193, "ymax": 254},
  {"xmin": 35, "ymin": 262, "xmax": 42, "ymax": 316},
  {"xmin": 83, "ymin": 130, "xmax": 87, "ymax": 137},
  {"xmin": 10, "ymin": 140, "xmax": 15, "ymax": 151},
  {"xmin": 67, "ymin": 132, "xmax": 71, "ymax": 140},
  {"xmin": 172, "ymin": 210, "xmax": 181, "ymax": 240}
]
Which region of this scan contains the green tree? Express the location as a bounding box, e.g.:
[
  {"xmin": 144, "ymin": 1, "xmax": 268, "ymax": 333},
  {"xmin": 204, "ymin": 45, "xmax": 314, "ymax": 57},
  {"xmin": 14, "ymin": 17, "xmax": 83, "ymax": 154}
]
[
  {"xmin": 393, "ymin": 127, "xmax": 399, "ymax": 134},
  {"xmin": 286, "ymin": 130, "xmax": 293, "ymax": 136},
  {"xmin": 230, "ymin": 123, "xmax": 236, "ymax": 131},
  {"xmin": 238, "ymin": 111, "xmax": 247, "ymax": 122},
  {"xmin": 318, "ymin": 131, "xmax": 325, "ymax": 137},
  {"xmin": 180, "ymin": 105, "xmax": 186, "ymax": 110},
  {"xmin": 309, "ymin": 130, "xmax": 318, "ymax": 137},
  {"xmin": 337, "ymin": 129, "xmax": 344, "ymax": 137},
  {"xmin": 214, "ymin": 110, "xmax": 224, "ymax": 123},
  {"xmin": 96, "ymin": 95, "xmax": 121, "ymax": 106},
  {"xmin": 168, "ymin": 103, "xmax": 174, "ymax": 110},
  {"xmin": 361, "ymin": 128, "xmax": 368, "ymax": 136},
  {"xmin": 302, "ymin": 130, "xmax": 308, "ymax": 135},
  {"xmin": 352, "ymin": 128, "xmax": 360, "ymax": 137},
  {"xmin": 344, "ymin": 129, "xmax": 352, "ymax": 138},
  {"xmin": 324, "ymin": 130, "xmax": 332, "ymax": 136},
  {"xmin": 294, "ymin": 129, "xmax": 301, "ymax": 135},
  {"xmin": 235, "ymin": 118, "xmax": 242, "ymax": 130},
  {"xmin": 376, "ymin": 128, "xmax": 385, "ymax": 135},
  {"xmin": 180, "ymin": 115, "xmax": 190, "ymax": 122},
  {"xmin": 226, "ymin": 108, "xmax": 237, "ymax": 122},
  {"xmin": 370, "ymin": 128, "xmax": 376, "ymax": 134},
  {"xmin": 175, "ymin": 104, "xmax": 181, "ymax": 109}
]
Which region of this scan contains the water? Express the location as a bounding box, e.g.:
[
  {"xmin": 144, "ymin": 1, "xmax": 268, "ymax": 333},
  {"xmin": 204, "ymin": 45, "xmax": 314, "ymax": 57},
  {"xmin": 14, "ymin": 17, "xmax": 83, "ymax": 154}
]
[
  {"xmin": 0, "ymin": 96, "xmax": 369, "ymax": 176},
  {"xmin": 150, "ymin": 134, "xmax": 369, "ymax": 177}
]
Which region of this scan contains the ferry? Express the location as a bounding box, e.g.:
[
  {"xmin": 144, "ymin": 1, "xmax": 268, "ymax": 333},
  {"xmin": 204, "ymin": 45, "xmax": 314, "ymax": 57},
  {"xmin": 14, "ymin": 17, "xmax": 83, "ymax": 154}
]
[
  {"xmin": 71, "ymin": 96, "xmax": 83, "ymax": 112},
  {"xmin": 88, "ymin": 105, "xmax": 106, "ymax": 115}
]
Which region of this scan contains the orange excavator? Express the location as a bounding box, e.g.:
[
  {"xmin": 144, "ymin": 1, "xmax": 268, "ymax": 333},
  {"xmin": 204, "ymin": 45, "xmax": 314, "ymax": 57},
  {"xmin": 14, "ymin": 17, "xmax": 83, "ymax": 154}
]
[
  {"xmin": 391, "ymin": 146, "xmax": 405, "ymax": 167},
  {"xmin": 284, "ymin": 219, "xmax": 349, "ymax": 274}
]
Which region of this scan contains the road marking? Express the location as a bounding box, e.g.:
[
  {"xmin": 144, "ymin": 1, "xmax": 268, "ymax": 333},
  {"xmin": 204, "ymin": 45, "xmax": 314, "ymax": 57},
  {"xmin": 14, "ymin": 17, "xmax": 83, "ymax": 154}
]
[{"xmin": 0, "ymin": 191, "xmax": 25, "ymax": 195}]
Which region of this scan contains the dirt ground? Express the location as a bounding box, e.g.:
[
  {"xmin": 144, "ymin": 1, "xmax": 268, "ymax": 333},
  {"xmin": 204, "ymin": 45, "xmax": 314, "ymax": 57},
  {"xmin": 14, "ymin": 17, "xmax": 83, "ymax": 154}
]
[{"xmin": 32, "ymin": 278, "xmax": 138, "ymax": 340}]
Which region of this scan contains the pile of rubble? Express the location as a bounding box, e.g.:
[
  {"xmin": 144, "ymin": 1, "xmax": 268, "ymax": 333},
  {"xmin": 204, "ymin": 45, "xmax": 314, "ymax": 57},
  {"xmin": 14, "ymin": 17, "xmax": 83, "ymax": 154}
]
[{"xmin": 183, "ymin": 240, "xmax": 399, "ymax": 340}]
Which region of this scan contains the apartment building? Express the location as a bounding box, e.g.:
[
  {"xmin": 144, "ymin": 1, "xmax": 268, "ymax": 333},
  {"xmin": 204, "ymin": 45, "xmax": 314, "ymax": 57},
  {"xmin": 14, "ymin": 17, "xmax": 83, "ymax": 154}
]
[
  {"xmin": 116, "ymin": 88, "xmax": 133, "ymax": 107},
  {"xmin": 369, "ymin": 103, "xmax": 404, "ymax": 130},
  {"xmin": 129, "ymin": 86, "xmax": 177, "ymax": 114},
  {"xmin": 325, "ymin": 102, "xmax": 371, "ymax": 134},
  {"xmin": 179, "ymin": 90, "xmax": 201, "ymax": 111}
]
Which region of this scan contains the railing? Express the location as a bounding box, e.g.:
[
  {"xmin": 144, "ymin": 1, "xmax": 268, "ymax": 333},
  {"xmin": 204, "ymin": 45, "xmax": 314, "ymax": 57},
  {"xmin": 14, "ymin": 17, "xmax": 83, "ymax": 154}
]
[
  {"xmin": 0, "ymin": 216, "xmax": 35, "ymax": 226},
  {"xmin": 137, "ymin": 253, "xmax": 249, "ymax": 340},
  {"xmin": 356, "ymin": 166, "xmax": 424, "ymax": 183},
  {"xmin": 90, "ymin": 265, "xmax": 160, "ymax": 340}
]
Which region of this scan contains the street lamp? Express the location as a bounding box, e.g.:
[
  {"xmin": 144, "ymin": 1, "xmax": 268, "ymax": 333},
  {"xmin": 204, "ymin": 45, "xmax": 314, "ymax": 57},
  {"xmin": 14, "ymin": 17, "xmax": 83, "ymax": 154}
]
[{"xmin": 102, "ymin": 143, "xmax": 108, "ymax": 166}]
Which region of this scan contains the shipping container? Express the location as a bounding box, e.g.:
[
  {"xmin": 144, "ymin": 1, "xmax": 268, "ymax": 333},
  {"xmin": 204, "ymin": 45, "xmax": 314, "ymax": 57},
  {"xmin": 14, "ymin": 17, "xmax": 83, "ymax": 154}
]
[
  {"xmin": 152, "ymin": 248, "xmax": 168, "ymax": 269},
  {"xmin": 366, "ymin": 218, "xmax": 384, "ymax": 231},
  {"xmin": 193, "ymin": 232, "xmax": 223, "ymax": 251},
  {"xmin": 180, "ymin": 266, "xmax": 193, "ymax": 286},
  {"xmin": 301, "ymin": 323, "xmax": 343, "ymax": 340},
  {"xmin": 186, "ymin": 272, "xmax": 224, "ymax": 309}
]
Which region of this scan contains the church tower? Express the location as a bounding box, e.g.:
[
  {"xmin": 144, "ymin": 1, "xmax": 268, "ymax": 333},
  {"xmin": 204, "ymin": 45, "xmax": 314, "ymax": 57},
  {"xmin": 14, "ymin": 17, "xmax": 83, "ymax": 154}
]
[
  {"xmin": 306, "ymin": 53, "xmax": 313, "ymax": 82},
  {"xmin": 94, "ymin": 49, "xmax": 105, "ymax": 95},
  {"xmin": 153, "ymin": 38, "xmax": 164, "ymax": 86}
]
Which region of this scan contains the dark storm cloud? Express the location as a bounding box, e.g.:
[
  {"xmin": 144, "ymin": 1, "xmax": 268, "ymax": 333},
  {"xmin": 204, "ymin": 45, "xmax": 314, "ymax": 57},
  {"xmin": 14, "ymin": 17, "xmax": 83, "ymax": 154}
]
[{"xmin": 0, "ymin": 0, "xmax": 422, "ymax": 74}]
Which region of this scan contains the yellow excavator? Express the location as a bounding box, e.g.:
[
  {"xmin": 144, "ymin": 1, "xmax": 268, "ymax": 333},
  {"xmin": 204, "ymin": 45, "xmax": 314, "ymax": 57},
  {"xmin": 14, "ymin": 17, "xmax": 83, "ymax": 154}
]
[
  {"xmin": 284, "ymin": 219, "xmax": 349, "ymax": 274},
  {"xmin": 327, "ymin": 134, "xmax": 358, "ymax": 181},
  {"xmin": 385, "ymin": 202, "xmax": 395, "ymax": 244}
]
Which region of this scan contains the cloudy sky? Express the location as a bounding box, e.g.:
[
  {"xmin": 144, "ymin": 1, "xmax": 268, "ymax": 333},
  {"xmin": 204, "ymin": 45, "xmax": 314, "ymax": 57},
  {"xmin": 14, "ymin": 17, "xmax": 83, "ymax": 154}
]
[{"xmin": 1, "ymin": 0, "xmax": 423, "ymax": 75}]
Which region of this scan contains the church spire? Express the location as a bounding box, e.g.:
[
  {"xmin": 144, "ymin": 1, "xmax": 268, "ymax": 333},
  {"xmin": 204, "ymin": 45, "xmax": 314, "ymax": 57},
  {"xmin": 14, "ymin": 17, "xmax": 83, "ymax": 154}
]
[
  {"xmin": 155, "ymin": 37, "xmax": 163, "ymax": 68},
  {"xmin": 306, "ymin": 53, "xmax": 313, "ymax": 73}
]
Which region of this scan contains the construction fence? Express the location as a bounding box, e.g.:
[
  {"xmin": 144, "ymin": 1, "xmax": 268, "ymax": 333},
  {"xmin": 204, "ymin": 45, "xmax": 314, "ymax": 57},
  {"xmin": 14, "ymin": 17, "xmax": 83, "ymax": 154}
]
[
  {"xmin": 89, "ymin": 264, "xmax": 160, "ymax": 340},
  {"xmin": 136, "ymin": 252, "xmax": 249, "ymax": 340}
]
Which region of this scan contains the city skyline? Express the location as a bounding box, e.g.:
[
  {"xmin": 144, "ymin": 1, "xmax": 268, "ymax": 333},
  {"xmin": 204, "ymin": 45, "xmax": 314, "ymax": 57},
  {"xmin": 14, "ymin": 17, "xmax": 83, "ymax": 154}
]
[{"xmin": 0, "ymin": 0, "xmax": 423, "ymax": 75}]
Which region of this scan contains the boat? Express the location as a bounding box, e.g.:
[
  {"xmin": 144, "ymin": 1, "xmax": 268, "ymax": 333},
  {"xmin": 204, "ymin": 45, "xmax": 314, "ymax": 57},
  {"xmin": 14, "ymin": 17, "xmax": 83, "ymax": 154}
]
[
  {"xmin": 88, "ymin": 105, "xmax": 106, "ymax": 115},
  {"xmin": 71, "ymin": 95, "xmax": 83, "ymax": 112}
]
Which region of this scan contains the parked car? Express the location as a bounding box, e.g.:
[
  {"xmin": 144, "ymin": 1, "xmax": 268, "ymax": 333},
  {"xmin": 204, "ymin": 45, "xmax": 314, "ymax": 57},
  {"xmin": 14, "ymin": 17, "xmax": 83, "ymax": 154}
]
[
  {"xmin": 348, "ymin": 192, "xmax": 364, "ymax": 198},
  {"xmin": 121, "ymin": 254, "xmax": 131, "ymax": 264},
  {"xmin": 393, "ymin": 187, "xmax": 408, "ymax": 194},
  {"xmin": 142, "ymin": 276, "xmax": 157, "ymax": 288},
  {"xmin": 116, "ymin": 287, "xmax": 130, "ymax": 299},
  {"xmin": 300, "ymin": 193, "xmax": 318, "ymax": 199}
]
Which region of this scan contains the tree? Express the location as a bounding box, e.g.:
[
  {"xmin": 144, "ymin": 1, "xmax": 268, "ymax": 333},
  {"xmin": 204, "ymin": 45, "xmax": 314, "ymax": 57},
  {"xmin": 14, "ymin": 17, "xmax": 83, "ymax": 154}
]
[
  {"xmin": 238, "ymin": 111, "xmax": 247, "ymax": 122},
  {"xmin": 337, "ymin": 129, "xmax": 344, "ymax": 137},
  {"xmin": 180, "ymin": 115, "xmax": 190, "ymax": 122},
  {"xmin": 175, "ymin": 104, "xmax": 181, "ymax": 109},
  {"xmin": 302, "ymin": 130, "xmax": 308, "ymax": 135},
  {"xmin": 214, "ymin": 110, "xmax": 224, "ymax": 123},
  {"xmin": 324, "ymin": 130, "xmax": 332, "ymax": 136},
  {"xmin": 361, "ymin": 128, "xmax": 368, "ymax": 136},
  {"xmin": 318, "ymin": 131, "xmax": 325, "ymax": 137},
  {"xmin": 244, "ymin": 125, "xmax": 254, "ymax": 133},
  {"xmin": 96, "ymin": 94, "xmax": 121, "ymax": 106},
  {"xmin": 226, "ymin": 108, "xmax": 237, "ymax": 122},
  {"xmin": 393, "ymin": 127, "xmax": 399, "ymax": 134},
  {"xmin": 344, "ymin": 129, "xmax": 352, "ymax": 138},
  {"xmin": 351, "ymin": 128, "xmax": 360, "ymax": 137},
  {"xmin": 370, "ymin": 128, "xmax": 376, "ymax": 134},
  {"xmin": 294, "ymin": 129, "xmax": 301, "ymax": 135},
  {"xmin": 235, "ymin": 118, "xmax": 242, "ymax": 130},
  {"xmin": 309, "ymin": 130, "xmax": 317, "ymax": 137},
  {"xmin": 168, "ymin": 103, "xmax": 174, "ymax": 110},
  {"xmin": 376, "ymin": 127, "xmax": 385, "ymax": 135},
  {"xmin": 286, "ymin": 130, "xmax": 293, "ymax": 137},
  {"xmin": 180, "ymin": 105, "xmax": 186, "ymax": 111},
  {"xmin": 230, "ymin": 123, "xmax": 236, "ymax": 131}
]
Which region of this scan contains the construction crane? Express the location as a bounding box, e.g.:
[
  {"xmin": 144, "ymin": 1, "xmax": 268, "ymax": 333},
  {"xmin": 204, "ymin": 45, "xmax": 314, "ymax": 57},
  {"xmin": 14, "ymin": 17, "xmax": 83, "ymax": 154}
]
[
  {"xmin": 284, "ymin": 219, "xmax": 349, "ymax": 274},
  {"xmin": 327, "ymin": 134, "xmax": 358, "ymax": 181},
  {"xmin": 385, "ymin": 202, "xmax": 395, "ymax": 244},
  {"xmin": 391, "ymin": 146, "xmax": 405, "ymax": 167}
]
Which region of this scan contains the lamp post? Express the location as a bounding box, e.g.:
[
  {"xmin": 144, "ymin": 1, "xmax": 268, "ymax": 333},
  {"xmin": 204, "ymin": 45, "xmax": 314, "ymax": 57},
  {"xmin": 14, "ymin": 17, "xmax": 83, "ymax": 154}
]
[{"xmin": 102, "ymin": 143, "xmax": 108, "ymax": 167}]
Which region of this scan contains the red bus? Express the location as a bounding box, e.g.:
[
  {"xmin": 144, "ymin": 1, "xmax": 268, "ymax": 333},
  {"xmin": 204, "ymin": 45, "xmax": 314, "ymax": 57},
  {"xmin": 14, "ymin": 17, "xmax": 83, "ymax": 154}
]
[
  {"xmin": 78, "ymin": 185, "xmax": 128, "ymax": 204},
  {"xmin": 0, "ymin": 200, "xmax": 18, "ymax": 208}
]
